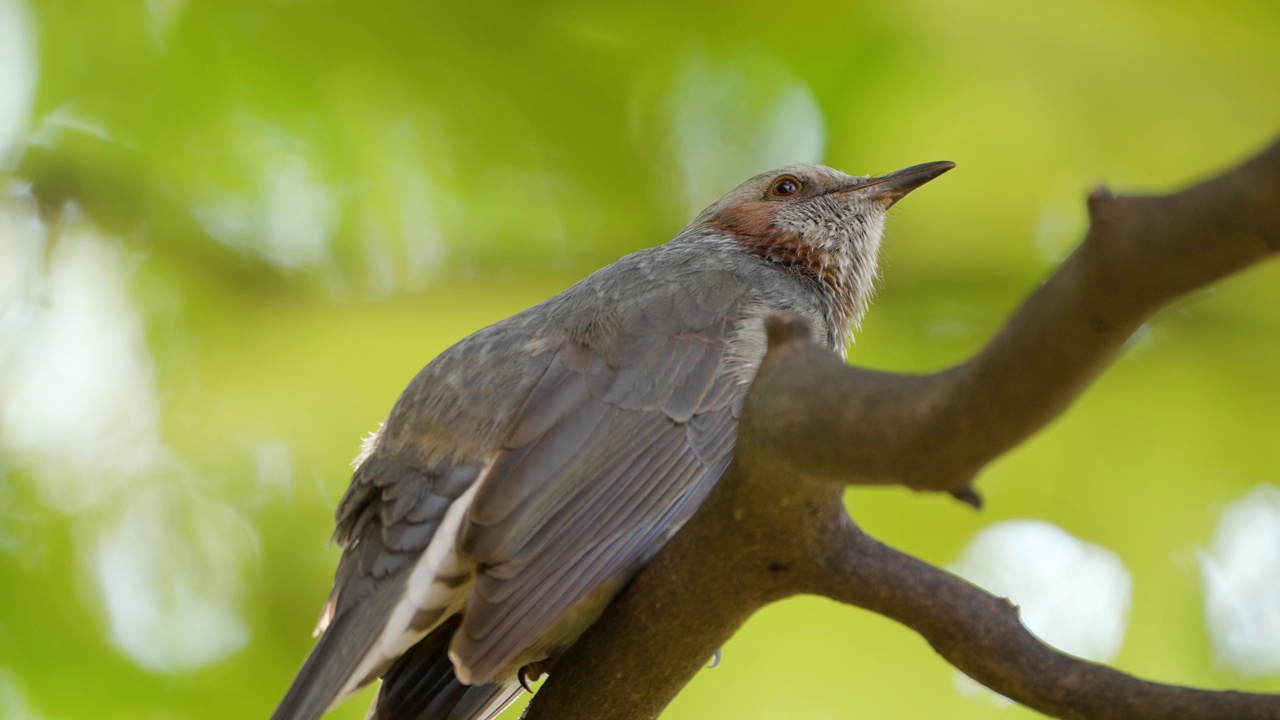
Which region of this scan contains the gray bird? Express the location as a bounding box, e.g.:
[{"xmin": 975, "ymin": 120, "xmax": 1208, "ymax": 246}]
[{"xmin": 270, "ymin": 160, "xmax": 954, "ymax": 720}]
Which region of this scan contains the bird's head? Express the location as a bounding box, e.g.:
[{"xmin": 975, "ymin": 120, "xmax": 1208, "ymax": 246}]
[{"xmin": 687, "ymin": 160, "xmax": 954, "ymax": 343}]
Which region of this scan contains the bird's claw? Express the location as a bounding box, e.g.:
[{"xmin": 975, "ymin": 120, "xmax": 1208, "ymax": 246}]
[{"xmin": 518, "ymin": 656, "xmax": 557, "ymax": 693}]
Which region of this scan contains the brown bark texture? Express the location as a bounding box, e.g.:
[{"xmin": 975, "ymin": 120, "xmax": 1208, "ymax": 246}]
[{"xmin": 522, "ymin": 138, "xmax": 1280, "ymax": 720}]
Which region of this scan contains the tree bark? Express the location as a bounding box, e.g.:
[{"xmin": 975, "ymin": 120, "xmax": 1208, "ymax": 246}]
[{"xmin": 523, "ymin": 137, "xmax": 1280, "ymax": 720}]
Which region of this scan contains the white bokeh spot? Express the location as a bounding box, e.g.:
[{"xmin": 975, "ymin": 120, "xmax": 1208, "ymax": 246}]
[
  {"xmin": 191, "ymin": 117, "xmax": 340, "ymax": 271},
  {"xmin": 0, "ymin": 0, "xmax": 37, "ymax": 167},
  {"xmin": 0, "ymin": 222, "xmax": 166, "ymax": 510},
  {"xmin": 949, "ymin": 520, "xmax": 1133, "ymax": 704},
  {"xmin": 93, "ymin": 484, "xmax": 256, "ymax": 672},
  {"xmin": 1199, "ymin": 483, "xmax": 1280, "ymax": 676},
  {"xmin": 0, "ymin": 669, "xmax": 61, "ymax": 720},
  {"xmin": 0, "ymin": 192, "xmax": 259, "ymax": 672}
]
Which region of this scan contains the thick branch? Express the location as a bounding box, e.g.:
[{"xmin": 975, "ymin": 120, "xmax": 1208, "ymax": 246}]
[{"xmin": 524, "ymin": 138, "xmax": 1280, "ymax": 720}]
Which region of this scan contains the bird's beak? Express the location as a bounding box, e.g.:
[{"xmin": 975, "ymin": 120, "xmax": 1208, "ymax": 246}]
[{"xmin": 838, "ymin": 160, "xmax": 955, "ymax": 207}]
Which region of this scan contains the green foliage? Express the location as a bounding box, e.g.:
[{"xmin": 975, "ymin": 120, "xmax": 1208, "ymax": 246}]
[{"xmin": 1, "ymin": 0, "xmax": 1278, "ymax": 718}]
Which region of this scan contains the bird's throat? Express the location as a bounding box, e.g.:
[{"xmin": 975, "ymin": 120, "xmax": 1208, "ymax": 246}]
[{"xmin": 706, "ymin": 202, "xmax": 866, "ymax": 349}]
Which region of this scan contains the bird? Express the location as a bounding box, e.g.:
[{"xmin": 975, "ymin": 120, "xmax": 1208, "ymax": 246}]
[{"xmin": 270, "ymin": 159, "xmax": 954, "ymax": 720}]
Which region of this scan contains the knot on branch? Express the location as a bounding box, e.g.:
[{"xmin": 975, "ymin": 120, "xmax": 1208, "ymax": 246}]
[
  {"xmin": 1086, "ymin": 183, "xmax": 1115, "ymax": 216},
  {"xmin": 949, "ymin": 485, "xmax": 984, "ymax": 509}
]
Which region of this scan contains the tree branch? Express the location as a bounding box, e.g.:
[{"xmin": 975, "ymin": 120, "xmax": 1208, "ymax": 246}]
[
  {"xmin": 819, "ymin": 517, "xmax": 1280, "ymax": 720},
  {"xmin": 524, "ymin": 137, "xmax": 1280, "ymax": 720}
]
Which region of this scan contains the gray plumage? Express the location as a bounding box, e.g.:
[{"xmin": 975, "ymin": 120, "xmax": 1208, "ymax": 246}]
[{"xmin": 270, "ymin": 160, "xmax": 953, "ymax": 720}]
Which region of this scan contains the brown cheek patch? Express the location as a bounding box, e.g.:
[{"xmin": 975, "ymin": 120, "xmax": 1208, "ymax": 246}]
[
  {"xmin": 707, "ymin": 201, "xmax": 841, "ymax": 289},
  {"xmin": 708, "ymin": 200, "xmax": 778, "ymax": 238}
]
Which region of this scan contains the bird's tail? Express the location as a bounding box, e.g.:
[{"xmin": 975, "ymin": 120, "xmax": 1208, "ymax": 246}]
[
  {"xmin": 270, "ymin": 578, "xmax": 408, "ymax": 720},
  {"xmin": 370, "ymin": 614, "xmax": 523, "ymax": 720}
]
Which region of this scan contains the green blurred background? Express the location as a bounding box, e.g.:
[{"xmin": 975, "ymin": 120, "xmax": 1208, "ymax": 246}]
[{"xmin": 1, "ymin": 0, "xmax": 1278, "ymax": 718}]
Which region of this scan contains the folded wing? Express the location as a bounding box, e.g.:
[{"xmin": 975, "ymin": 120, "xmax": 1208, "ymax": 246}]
[{"xmin": 454, "ymin": 286, "xmax": 747, "ymax": 684}]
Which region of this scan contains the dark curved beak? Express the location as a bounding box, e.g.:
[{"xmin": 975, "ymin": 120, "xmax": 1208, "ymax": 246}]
[{"xmin": 839, "ymin": 160, "xmax": 955, "ymax": 207}]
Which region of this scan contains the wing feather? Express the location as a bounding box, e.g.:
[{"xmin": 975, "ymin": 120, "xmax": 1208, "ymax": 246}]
[{"xmin": 452, "ymin": 304, "xmax": 746, "ymax": 684}]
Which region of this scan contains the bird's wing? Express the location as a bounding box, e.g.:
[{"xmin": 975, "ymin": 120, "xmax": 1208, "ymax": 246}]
[{"xmin": 452, "ymin": 282, "xmax": 748, "ymax": 684}]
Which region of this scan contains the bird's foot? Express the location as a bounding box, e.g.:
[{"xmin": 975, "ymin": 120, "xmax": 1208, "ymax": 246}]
[{"xmin": 518, "ymin": 653, "xmax": 560, "ymax": 692}]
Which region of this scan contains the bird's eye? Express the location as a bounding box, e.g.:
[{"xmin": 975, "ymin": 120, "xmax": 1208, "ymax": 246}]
[{"xmin": 769, "ymin": 175, "xmax": 802, "ymax": 198}]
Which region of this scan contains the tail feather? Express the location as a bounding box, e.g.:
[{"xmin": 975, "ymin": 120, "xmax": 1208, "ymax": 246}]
[
  {"xmin": 372, "ymin": 614, "xmax": 523, "ymax": 720},
  {"xmin": 271, "ymin": 577, "xmax": 408, "ymax": 720}
]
